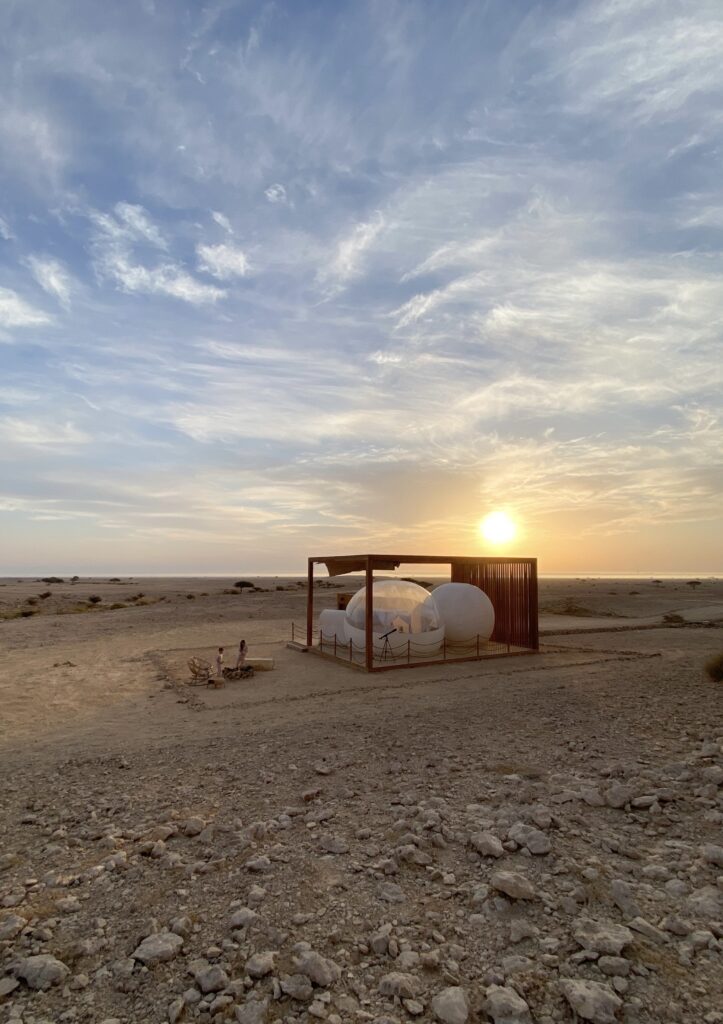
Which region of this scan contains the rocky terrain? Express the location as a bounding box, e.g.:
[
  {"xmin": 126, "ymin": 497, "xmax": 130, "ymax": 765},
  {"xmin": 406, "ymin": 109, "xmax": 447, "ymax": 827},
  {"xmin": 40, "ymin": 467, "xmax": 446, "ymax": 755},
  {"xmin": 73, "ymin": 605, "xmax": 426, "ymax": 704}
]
[{"xmin": 1, "ymin": 580, "xmax": 722, "ymax": 1024}]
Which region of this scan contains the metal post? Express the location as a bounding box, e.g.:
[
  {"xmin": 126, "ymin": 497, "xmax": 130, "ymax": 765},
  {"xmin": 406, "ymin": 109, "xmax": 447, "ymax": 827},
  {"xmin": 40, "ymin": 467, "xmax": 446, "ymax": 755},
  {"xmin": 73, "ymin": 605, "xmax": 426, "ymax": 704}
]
[
  {"xmin": 365, "ymin": 556, "xmax": 374, "ymax": 672},
  {"xmin": 306, "ymin": 558, "xmax": 314, "ymax": 646}
]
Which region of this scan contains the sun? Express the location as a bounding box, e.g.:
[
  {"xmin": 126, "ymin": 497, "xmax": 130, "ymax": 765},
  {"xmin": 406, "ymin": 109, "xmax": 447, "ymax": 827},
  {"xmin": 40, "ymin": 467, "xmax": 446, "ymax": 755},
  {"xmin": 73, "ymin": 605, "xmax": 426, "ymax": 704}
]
[{"xmin": 480, "ymin": 510, "xmax": 517, "ymax": 546}]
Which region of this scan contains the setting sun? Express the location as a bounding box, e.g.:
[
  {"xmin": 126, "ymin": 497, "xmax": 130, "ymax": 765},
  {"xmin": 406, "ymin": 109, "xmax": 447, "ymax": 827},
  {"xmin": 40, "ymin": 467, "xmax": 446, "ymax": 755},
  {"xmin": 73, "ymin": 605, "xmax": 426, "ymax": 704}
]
[{"xmin": 480, "ymin": 511, "xmax": 517, "ymax": 546}]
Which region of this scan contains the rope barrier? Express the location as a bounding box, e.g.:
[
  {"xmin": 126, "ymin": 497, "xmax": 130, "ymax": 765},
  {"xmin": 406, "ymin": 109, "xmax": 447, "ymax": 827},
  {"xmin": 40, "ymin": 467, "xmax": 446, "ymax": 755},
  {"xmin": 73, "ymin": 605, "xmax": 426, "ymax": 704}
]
[{"xmin": 305, "ymin": 622, "xmax": 511, "ymax": 664}]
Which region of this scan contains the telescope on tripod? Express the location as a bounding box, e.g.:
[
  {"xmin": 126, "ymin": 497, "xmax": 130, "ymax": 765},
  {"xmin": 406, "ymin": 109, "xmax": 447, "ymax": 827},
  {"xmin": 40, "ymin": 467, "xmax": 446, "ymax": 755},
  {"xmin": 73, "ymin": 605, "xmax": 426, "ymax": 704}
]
[{"xmin": 379, "ymin": 627, "xmax": 398, "ymax": 663}]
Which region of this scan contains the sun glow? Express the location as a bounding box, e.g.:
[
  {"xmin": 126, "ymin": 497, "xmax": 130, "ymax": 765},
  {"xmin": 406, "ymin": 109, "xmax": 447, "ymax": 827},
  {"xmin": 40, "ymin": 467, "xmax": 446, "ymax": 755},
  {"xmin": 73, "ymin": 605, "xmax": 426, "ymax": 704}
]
[{"xmin": 480, "ymin": 510, "xmax": 517, "ymax": 546}]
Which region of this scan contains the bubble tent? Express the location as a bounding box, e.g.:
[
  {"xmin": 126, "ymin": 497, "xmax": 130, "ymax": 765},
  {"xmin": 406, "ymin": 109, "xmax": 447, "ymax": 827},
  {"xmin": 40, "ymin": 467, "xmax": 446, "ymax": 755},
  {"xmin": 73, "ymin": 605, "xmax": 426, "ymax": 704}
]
[
  {"xmin": 292, "ymin": 553, "xmax": 539, "ymax": 672},
  {"xmin": 345, "ymin": 579, "xmax": 445, "ymax": 656}
]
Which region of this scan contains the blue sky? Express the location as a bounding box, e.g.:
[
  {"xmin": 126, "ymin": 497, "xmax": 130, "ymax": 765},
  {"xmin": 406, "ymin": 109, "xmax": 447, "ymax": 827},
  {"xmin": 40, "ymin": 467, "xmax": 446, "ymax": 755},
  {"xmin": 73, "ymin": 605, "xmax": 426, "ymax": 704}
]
[{"xmin": 1, "ymin": 0, "xmax": 722, "ymax": 574}]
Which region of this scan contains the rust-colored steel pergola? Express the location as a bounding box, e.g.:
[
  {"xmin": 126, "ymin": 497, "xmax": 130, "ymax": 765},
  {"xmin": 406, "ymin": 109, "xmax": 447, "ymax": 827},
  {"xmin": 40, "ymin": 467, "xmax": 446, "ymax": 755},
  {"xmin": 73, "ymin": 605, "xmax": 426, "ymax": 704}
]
[{"xmin": 304, "ymin": 553, "xmax": 538, "ymax": 672}]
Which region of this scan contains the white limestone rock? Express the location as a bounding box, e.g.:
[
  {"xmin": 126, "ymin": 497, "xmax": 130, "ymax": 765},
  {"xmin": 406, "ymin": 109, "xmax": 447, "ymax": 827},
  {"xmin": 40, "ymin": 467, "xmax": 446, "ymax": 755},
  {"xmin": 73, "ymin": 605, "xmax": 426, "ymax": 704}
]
[
  {"xmin": 508, "ymin": 822, "xmax": 551, "ymax": 855},
  {"xmin": 431, "ymin": 985, "xmax": 470, "ymax": 1024},
  {"xmin": 293, "ymin": 949, "xmax": 341, "ymax": 987},
  {"xmin": 560, "ymin": 979, "xmax": 622, "ymax": 1024},
  {"xmin": 490, "ymin": 870, "xmax": 536, "ymax": 900},
  {"xmin": 573, "ymin": 919, "xmax": 634, "ymax": 956},
  {"xmin": 14, "ymin": 954, "xmax": 70, "ymax": 991},
  {"xmin": 485, "ymin": 984, "xmax": 532, "ymax": 1024},
  {"xmin": 132, "ymin": 930, "xmax": 183, "ymax": 965},
  {"xmin": 470, "ymin": 831, "xmax": 504, "ymax": 858}
]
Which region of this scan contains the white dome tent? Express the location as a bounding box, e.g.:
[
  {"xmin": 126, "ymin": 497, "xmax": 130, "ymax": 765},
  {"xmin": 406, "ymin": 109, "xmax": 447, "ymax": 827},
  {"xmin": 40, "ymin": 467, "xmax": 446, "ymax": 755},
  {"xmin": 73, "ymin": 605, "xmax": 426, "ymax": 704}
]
[
  {"xmin": 296, "ymin": 553, "xmax": 538, "ymax": 671},
  {"xmin": 344, "ymin": 579, "xmax": 445, "ymax": 658}
]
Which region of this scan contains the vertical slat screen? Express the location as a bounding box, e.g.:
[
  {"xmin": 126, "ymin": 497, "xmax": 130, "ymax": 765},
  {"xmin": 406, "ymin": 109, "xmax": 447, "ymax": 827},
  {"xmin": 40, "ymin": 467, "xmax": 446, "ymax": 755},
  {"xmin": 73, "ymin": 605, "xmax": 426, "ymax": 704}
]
[{"xmin": 452, "ymin": 558, "xmax": 538, "ymax": 650}]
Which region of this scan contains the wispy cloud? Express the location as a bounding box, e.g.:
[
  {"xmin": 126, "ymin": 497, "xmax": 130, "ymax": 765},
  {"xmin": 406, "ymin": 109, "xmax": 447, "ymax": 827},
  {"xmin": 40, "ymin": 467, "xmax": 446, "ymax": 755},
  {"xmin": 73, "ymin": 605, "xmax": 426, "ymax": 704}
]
[
  {"xmin": 322, "ymin": 213, "xmax": 385, "ymax": 290},
  {"xmin": 27, "ymin": 256, "xmax": 73, "ymax": 308},
  {"xmin": 0, "ymin": 287, "xmax": 52, "ymax": 331},
  {"xmin": 197, "ymin": 242, "xmax": 249, "ymax": 280},
  {"xmin": 211, "ymin": 210, "xmax": 233, "ymax": 233},
  {"xmin": 90, "ymin": 203, "xmax": 225, "ymax": 304}
]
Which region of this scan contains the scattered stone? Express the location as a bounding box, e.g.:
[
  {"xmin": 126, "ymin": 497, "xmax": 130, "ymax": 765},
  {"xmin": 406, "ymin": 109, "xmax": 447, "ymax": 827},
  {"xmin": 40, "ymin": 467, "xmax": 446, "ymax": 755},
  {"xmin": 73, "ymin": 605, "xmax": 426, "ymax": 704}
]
[
  {"xmin": 0, "ymin": 977, "xmax": 20, "ymax": 997},
  {"xmin": 431, "ymin": 985, "xmax": 470, "ymax": 1024},
  {"xmin": 573, "ymin": 919, "xmax": 634, "ymax": 956},
  {"xmin": 319, "ymin": 835, "xmax": 349, "ymax": 854},
  {"xmin": 609, "ymin": 879, "xmax": 640, "ymax": 919},
  {"xmin": 14, "ymin": 954, "xmax": 70, "ymax": 990},
  {"xmin": 490, "ymin": 870, "xmax": 536, "ymax": 900},
  {"xmin": 294, "ymin": 950, "xmax": 341, "ymax": 987},
  {"xmin": 605, "ymin": 783, "xmax": 633, "ymax": 809},
  {"xmin": 597, "ymin": 956, "xmax": 630, "ymax": 977},
  {"xmin": 470, "ymin": 831, "xmax": 504, "ymax": 857},
  {"xmin": 245, "ymin": 951, "xmax": 277, "ymax": 978},
  {"xmin": 132, "ymin": 931, "xmax": 183, "ymax": 964},
  {"xmin": 507, "ymin": 822, "xmax": 551, "ymax": 855},
  {"xmin": 378, "ymin": 881, "xmax": 405, "ymax": 902},
  {"xmin": 379, "ymin": 972, "xmax": 420, "ymax": 999},
  {"xmin": 235, "ymin": 996, "xmax": 268, "ymax": 1024},
  {"xmin": 701, "ymin": 844, "xmax": 723, "ymax": 867},
  {"xmin": 0, "ymin": 913, "xmax": 25, "ymax": 940},
  {"xmin": 280, "ymin": 973, "xmax": 314, "ymax": 1001},
  {"xmin": 230, "ymin": 907, "xmax": 258, "ymax": 929},
  {"xmin": 193, "ymin": 962, "xmax": 230, "ymax": 993},
  {"xmin": 560, "ymin": 979, "xmax": 622, "ymax": 1024},
  {"xmin": 485, "ymin": 984, "xmax": 532, "ymax": 1024},
  {"xmin": 245, "ymin": 855, "xmax": 272, "ymax": 873}
]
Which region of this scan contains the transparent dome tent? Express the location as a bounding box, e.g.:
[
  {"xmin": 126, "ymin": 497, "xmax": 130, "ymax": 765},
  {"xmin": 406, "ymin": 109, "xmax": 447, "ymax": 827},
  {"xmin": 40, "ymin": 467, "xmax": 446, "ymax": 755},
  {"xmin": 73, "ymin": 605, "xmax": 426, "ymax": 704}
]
[{"xmin": 345, "ymin": 579, "xmax": 445, "ymax": 656}]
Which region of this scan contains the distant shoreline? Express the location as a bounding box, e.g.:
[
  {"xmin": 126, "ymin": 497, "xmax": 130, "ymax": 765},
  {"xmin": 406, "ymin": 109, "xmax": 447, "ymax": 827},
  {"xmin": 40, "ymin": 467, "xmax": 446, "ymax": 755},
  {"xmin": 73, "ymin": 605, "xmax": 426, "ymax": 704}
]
[{"xmin": 2, "ymin": 571, "xmax": 721, "ymax": 581}]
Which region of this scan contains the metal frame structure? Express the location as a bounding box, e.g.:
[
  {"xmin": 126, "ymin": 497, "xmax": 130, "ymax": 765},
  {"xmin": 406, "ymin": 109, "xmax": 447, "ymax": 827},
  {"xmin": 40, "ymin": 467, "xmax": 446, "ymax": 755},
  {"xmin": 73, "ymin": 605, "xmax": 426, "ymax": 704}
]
[{"xmin": 304, "ymin": 554, "xmax": 538, "ymax": 672}]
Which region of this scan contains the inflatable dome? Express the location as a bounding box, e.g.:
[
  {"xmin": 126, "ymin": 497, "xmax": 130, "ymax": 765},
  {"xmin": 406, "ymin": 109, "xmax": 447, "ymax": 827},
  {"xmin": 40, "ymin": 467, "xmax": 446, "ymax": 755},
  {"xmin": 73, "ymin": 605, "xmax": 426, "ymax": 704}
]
[
  {"xmin": 432, "ymin": 582, "xmax": 495, "ymax": 642},
  {"xmin": 345, "ymin": 579, "xmax": 445, "ymax": 656}
]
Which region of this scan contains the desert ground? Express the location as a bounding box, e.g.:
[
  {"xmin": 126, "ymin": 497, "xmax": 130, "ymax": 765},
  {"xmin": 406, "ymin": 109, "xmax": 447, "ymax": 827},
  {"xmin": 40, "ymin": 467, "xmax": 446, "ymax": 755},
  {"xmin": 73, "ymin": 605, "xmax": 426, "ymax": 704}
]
[{"xmin": 0, "ymin": 575, "xmax": 722, "ymax": 1024}]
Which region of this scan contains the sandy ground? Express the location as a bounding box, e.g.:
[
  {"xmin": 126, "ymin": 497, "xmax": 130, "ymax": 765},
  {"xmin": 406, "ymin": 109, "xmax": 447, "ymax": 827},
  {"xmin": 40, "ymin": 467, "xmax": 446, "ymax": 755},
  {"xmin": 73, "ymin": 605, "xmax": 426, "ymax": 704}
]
[
  {"xmin": 0, "ymin": 577, "xmax": 722, "ymax": 1024},
  {"xmin": 0, "ymin": 575, "xmax": 721, "ymax": 763}
]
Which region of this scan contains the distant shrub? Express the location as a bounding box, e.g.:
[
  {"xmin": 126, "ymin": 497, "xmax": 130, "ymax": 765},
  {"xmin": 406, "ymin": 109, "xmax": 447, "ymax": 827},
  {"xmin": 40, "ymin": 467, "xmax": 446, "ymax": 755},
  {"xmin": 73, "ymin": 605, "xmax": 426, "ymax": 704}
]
[
  {"xmin": 234, "ymin": 580, "xmax": 254, "ymax": 589},
  {"xmin": 663, "ymin": 613, "xmax": 685, "ymax": 624},
  {"xmin": 109, "ymin": 577, "xmax": 121, "ymax": 582},
  {"xmin": 25, "ymin": 597, "xmax": 38, "ymax": 606},
  {"xmin": 71, "ymin": 575, "xmax": 79, "ymax": 581},
  {"xmin": 20, "ymin": 609, "xmax": 37, "ymax": 617},
  {"xmin": 39, "ymin": 591, "xmax": 52, "ymax": 599},
  {"xmin": 704, "ymin": 652, "xmax": 723, "ymax": 682},
  {"xmin": 200, "ymin": 592, "xmax": 209, "ymax": 596},
  {"xmin": 687, "ymin": 580, "xmax": 702, "ymax": 588},
  {"xmin": 276, "ymin": 585, "xmax": 285, "ymax": 591},
  {"xmin": 42, "ymin": 576, "xmax": 64, "ymax": 584},
  {"xmin": 110, "ymin": 602, "xmax": 127, "ymax": 610},
  {"xmin": 186, "ymin": 594, "xmax": 195, "ymax": 600},
  {"xmin": 88, "ymin": 595, "xmax": 102, "ymax": 604}
]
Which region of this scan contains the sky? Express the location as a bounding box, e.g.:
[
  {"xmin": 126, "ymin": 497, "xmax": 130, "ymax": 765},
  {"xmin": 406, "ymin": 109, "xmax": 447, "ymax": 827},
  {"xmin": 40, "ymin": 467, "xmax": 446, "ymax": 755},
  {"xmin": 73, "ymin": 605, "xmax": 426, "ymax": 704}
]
[{"xmin": 1, "ymin": 0, "xmax": 722, "ymax": 576}]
